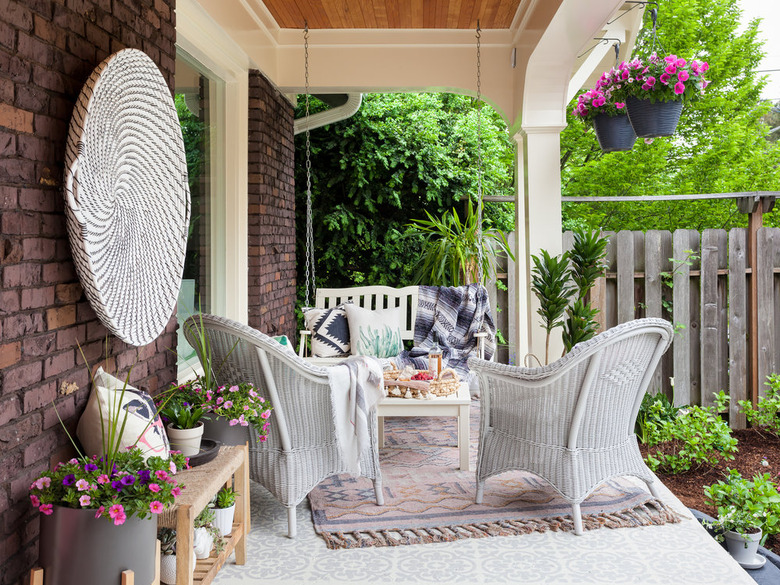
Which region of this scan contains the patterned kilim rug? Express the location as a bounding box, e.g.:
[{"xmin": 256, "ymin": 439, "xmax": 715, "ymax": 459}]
[{"xmin": 308, "ymin": 402, "xmax": 681, "ymax": 549}]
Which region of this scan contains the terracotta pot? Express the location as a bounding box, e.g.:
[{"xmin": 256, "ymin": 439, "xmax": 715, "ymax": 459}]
[{"xmin": 39, "ymin": 505, "xmax": 155, "ymax": 585}]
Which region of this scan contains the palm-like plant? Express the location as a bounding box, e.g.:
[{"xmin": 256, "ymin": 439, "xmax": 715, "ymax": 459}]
[
  {"xmin": 530, "ymin": 250, "xmax": 573, "ymax": 365},
  {"xmin": 407, "ymin": 199, "xmax": 514, "ymax": 286}
]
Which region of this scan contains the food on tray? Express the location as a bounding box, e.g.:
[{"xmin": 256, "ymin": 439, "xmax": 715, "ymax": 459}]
[{"xmin": 411, "ymin": 371, "xmax": 434, "ymax": 381}]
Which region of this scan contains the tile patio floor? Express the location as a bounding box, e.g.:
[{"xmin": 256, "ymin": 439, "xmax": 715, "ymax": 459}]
[{"xmin": 212, "ymin": 467, "xmax": 755, "ymax": 584}]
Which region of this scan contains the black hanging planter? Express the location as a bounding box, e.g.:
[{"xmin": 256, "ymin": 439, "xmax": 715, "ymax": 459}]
[
  {"xmin": 625, "ymin": 96, "xmax": 683, "ymax": 138},
  {"xmin": 592, "ymin": 113, "xmax": 637, "ymax": 152}
]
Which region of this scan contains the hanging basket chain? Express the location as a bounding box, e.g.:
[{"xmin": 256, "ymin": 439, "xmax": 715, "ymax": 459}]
[
  {"xmin": 475, "ymin": 21, "xmax": 484, "ymax": 285},
  {"xmin": 303, "ymin": 23, "xmax": 316, "ymax": 307}
]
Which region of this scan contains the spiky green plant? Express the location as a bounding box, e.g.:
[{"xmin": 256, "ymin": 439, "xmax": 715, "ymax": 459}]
[
  {"xmin": 407, "ymin": 199, "xmax": 514, "ymax": 286},
  {"xmin": 563, "ymin": 229, "xmax": 607, "ymax": 352},
  {"xmin": 530, "ymin": 250, "xmax": 573, "ymax": 365}
]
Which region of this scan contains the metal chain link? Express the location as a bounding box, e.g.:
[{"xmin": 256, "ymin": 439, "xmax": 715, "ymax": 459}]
[
  {"xmin": 303, "ymin": 23, "xmax": 315, "ymax": 307},
  {"xmin": 475, "ymin": 21, "xmax": 484, "ymax": 285}
]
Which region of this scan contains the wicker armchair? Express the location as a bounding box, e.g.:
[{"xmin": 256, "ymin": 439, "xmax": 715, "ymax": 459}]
[
  {"xmin": 468, "ymin": 318, "xmax": 673, "ymax": 535},
  {"xmin": 183, "ymin": 314, "xmax": 383, "ymax": 538}
]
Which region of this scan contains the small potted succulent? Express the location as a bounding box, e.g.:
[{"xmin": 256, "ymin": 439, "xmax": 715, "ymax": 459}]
[
  {"xmin": 703, "ymin": 469, "xmax": 780, "ymax": 567},
  {"xmin": 212, "ymin": 486, "xmax": 237, "ymax": 537},
  {"xmin": 193, "ymin": 507, "xmax": 225, "ymax": 559},
  {"xmin": 158, "ymin": 527, "xmax": 196, "ymax": 585}
]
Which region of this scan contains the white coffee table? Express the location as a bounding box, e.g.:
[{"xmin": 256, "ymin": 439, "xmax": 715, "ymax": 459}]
[{"xmin": 376, "ymin": 382, "xmax": 471, "ymax": 471}]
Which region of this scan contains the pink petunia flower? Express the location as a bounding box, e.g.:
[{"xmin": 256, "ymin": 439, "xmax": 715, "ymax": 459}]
[
  {"xmin": 30, "ymin": 495, "xmax": 40, "ymax": 507},
  {"xmin": 216, "ymin": 397, "xmax": 224, "ymax": 405},
  {"xmin": 659, "ymin": 73, "xmax": 671, "ymax": 84},
  {"xmin": 664, "ymin": 64, "xmax": 677, "ymax": 75},
  {"xmin": 39, "ymin": 504, "xmax": 53, "ymax": 516},
  {"xmin": 223, "ymin": 401, "xmax": 233, "ymax": 409},
  {"xmin": 79, "ymin": 495, "xmax": 91, "ymax": 507},
  {"xmin": 229, "ymin": 385, "xmax": 239, "ymax": 393},
  {"xmin": 229, "ymin": 418, "xmax": 239, "ymax": 426},
  {"xmin": 150, "ymin": 501, "xmax": 164, "ymax": 514},
  {"xmin": 148, "ymin": 483, "xmax": 161, "ymax": 493},
  {"xmin": 36, "ymin": 477, "xmax": 51, "ymax": 490},
  {"xmin": 678, "ymin": 70, "xmax": 689, "ymax": 82},
  {"xmin": 615, "ymin": 102, "xmax": 625, "ymax": 109},
  {"xmin": 109, "ymin": 504, "xmax": 124, "ymax": 519},
  {"xmin": 76, "ymin": 479, "xmax": 90, "ymax": 491},
  {"xmin": 169, "ymin": 461, "xmax": 177, "ymax": 474},
  {"xmin": 171, "ymin": 486, "xmax": 182, "ymax": 497},
  {"xmin": 97, "ymin": 474, "xmax": 109, "ymax": 485},
  {"xmin": 112, "ymin": 513, "xmax": 127, "ymax": 526},
  {"xmin": 95, "ymin": 505, "xmax": 105, "ymax": 519},
  {"xmin": 674, "ymin": 81, "xmax": 685, "ymax": 95},
  {"xmin": 261, "ymin": 410, "xmax": 271, "ymax": 420},
  {"xmin": 262, "ymin": 422, "xmax": 270, "ymax": 432},
  {"xmin": 259, "ymin": 435, "xmax": 268, "ymax": 442},
  {"xmin": 156, "ymin": 470, "xmax": 169, "ymax": 481}
]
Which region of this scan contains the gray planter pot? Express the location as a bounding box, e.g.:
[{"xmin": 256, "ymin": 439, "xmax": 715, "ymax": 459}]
[
  {"xmin": 202, "ymin": 413, "xmax": 249, "ymax": 446},
  {"xmin": 39, "ymin": 505, "xmax": 156, "ymax": 585}
]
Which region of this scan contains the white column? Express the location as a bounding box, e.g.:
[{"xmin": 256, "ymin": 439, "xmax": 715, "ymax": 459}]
[{"xmin": 512, "ymin": 125, "xmax": 565, "ymax": 366}]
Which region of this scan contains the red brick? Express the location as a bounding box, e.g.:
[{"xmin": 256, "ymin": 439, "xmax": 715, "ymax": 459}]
[
  {"xmin": 0, "ymin": 238, "xmax": 23, "ymax": 263},
  {"xmin": 1, "ymin": 0, "xmax": 33, "ymax": 31},
  {"xmin": 0, "ymin": 341, "xmax": 21, "ymax": 369},
  {"xmin": 41, "ymin": 261, "xmax": 75, "ymax": 284},
  {"xmin": 10, "ymin": 461, "xmax": 47, "ymax": 503},
  {"xmin": 0, "ymin": 103, "xmax": 33, "ymax": 134},
  {"xmin": 46, "ymin": 304, "xmax": 75, "ymax": 329},
  {"xmin": 2, "ymin": 312, "xmax": 44, "ymax": 340},
  {"xmin": 21, "ymin": 286, "xmax": 54, "ymax": 309},
  {"xmin": 22, "ymin": 333, "xmax": 55, "ymax": 357},
  {"xmin": 3, "ymin": 263, "xmax": 41, "ymax": 288},
  {"xmin": 19, "ymin": 189, "xmax": 56, "ymax": 214},
  {"xmin": 1, "ymin": 211, "xmax": 40, "ymax": 235},
  {"xmin": 3, "ymin": 361, "xmax": 43, "ymax": 394},
  {"xmin": 22, "ymin": 382, "xmax": 54, "ymax": 412},
  {"xmin": 54, "ymin": 282, "xmax": 82, "ymax": 303},
  {"xmin": 0, "ymin": 186, "xmax": 17, "ymax": 209},
  {"xmin": 23, "ymin": 432, "xmax": 60, "ymax": 467},
  {"xmin": 56, "ymin": 324, "xmax": 86, "ymax": 350},
  {"xmin": 0, "ymin": 413, "xmax": 41, "ymax": 446},
  {"xmin": 43, "ymin": 394, "xmax": 76, "ymax": 430},
  {"xmin": 0, "ymin": 395, "xmax": 20, "ymax": 426},
  {"xmin": 22, "ymin": 238, "xmax": 57, "ymax": 261},
  {"xmin": 44, "ymin": 350, "xmax": 73, "ymax": 378}
]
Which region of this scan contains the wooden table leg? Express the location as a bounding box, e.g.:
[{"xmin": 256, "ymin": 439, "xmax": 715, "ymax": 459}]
[
  {"xmin": 234, "ymin": 444, "xmax": 249, "ymax": 565},
  {"xmin": 29, "ymin": 568, "xmax": 44, "ymax": 585},
  {"xmin": 176, "ymin": 504, "xmax": 194, "ymax": 585},
  {"xmin": 121, "ymin": 570, "xmax": 135, "ymax": 585}
]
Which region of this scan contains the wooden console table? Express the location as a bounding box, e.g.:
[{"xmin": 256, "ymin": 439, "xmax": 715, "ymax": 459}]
[{"xmin": 159, "ymin": 444, "xmax": 250, "ymax": 585}]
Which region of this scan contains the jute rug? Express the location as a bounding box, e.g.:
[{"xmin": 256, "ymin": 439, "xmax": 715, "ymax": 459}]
[{"xmin": 309, "ymin": 403, "xmax": 681, "ymax": 549}]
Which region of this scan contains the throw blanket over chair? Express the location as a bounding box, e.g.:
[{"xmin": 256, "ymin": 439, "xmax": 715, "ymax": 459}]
[
  {"xmin": 468, "ymin": 318, "xmax": 673, "ymax": 535},
  {"xmin": 395, "ymin": 283, "xmax": 495, "ymax": 385},
  {"xmin": 183, "ymin": 314, "xmax": 384, "ymax": 538}
]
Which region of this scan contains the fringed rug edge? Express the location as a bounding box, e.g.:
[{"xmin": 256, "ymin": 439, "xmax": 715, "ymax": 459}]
[{"xmin": 316, "ymin": 498, "xmax": 683, "ymax": 550}]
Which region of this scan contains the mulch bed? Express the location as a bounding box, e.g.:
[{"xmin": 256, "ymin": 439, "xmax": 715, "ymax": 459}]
[{"xmin": 640, "ymin": 428, "xmax": 780, "ymax": 555}]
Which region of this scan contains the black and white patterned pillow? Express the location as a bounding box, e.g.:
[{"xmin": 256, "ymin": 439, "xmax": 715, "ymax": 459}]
[{"xmin": 303, "ymin": 304, "xmax": 351, "ymax": 358}]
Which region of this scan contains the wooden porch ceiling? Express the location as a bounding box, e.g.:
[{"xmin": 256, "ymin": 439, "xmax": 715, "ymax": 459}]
[{"xmin": 262, "ymin": 0, "xmax": 523, "ymax": 29}]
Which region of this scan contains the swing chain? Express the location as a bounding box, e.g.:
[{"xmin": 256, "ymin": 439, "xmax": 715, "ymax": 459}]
[
  {"xmin": 303, "ymin": 23, "xmax": 315, "ymax": 307},
  {"xmin": 475, "ymin": 21, "xmax": 484, "ymax": 285}
]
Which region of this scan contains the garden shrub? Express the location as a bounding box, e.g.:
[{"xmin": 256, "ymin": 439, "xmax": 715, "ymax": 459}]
[
  {"xmin": 704, "ymin": 469, "xmax": 780, "ymax": 543},
  {"xmin": 643, "ymin": 391, "xmax": 738, "ymax": 474},
  {"xmin": 739, "ymin": 373, "xmax": 780, "ymax": 437},
  {"xmin": 635, "ymin": 391, "xmax": 680, "ymax": 445}
]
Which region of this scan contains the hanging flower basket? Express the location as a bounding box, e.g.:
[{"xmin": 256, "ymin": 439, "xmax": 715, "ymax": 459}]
[
  {"xmin": 592, "ymin": 113, "xmax": 637, "ymax": 152},
  {"xmin": 625, "ymin": 96, "xmax": 683, "ymax": 138}
]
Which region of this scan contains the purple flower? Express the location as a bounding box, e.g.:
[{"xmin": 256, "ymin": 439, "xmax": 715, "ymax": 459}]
[
  {"xmin": 137, "ymin": 469, "xmax": 152, "ymax": 484},
  {"xmin": 111, "ymin": 480, "xmax": 124, "ymax": 492},
  {"xmin": 62, "ymin": 474, "xmax": 76, "ymax": 486},
  {"xmin": 84, "ymin": 463, "xmax": 98, "ymax": 473},
  {"xmin": 120, "ymin": 475, "xmax": 135, "ymax": 487}
]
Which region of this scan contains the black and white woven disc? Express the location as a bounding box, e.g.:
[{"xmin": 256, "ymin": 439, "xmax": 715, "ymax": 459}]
[{"xmin": 64, "ymin": 49, "xmax": 191, "ymax": 347}]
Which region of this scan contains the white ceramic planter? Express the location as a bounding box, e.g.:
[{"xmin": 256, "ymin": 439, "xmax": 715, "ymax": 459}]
[
  {"xmin": 724, "ymin": 529, "xmax": 762, "ymax": 565},
  {"xmin": 193, "ymin": 526, "xmax": 213, "ymax": 559},
  {"xmin": 159, "ymin": 551, "xmax": 196, "ymax": 585},
  {"xmin": 167, "ymin": 422, "xmax": 204, "ymax": 456},
  {"xmin": 213, "ymin": 505, "xmax": 235, "ymax": 537}
]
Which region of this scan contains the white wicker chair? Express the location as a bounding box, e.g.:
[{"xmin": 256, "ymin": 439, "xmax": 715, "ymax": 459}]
[
  {"xmin": 183, "ymin": 314, "xmax": 383, "ymax": 538},
  {"xmin": 468, "ymin": 318, "xmax": 673, "ymax": 535}
]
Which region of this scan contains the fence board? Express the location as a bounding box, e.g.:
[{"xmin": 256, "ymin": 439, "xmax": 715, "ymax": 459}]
[
  {"xmin": 645, "ymin": 231, "xmax": 666, "ymax": 395},
  {"xmin": 757, "ymin": 228, "xmax": 776, "ymax": 398},
  {"xmin": 617, "ymin": 231, "xmax": 635, "ymax": 324},
  {"xmin": 729, "ymin": 229, "xmax": 748, "ymax": 429},
  {"xmin": 603, "ymin": 232, "xmax": 618, "ymax": 329},
  {"xmin": 672, "ymin": 230, "xmax": 692, "ymax": 407},
  {"xmin": 689, "ymin": 231, "xmax": 702, "ymax": 406},
  {"xmin": 700, "ymin": 230, "xmax": 721, "ymax": 407}
]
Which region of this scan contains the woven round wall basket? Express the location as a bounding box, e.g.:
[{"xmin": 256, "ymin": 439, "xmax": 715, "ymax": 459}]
[
  {"xmin": 592, "ymin": 113, "xmax": 637, "ymax": 152},
  {"xmin": 64, "ymin": 49, "xmax": 190, "ymax": 347},
  {"xmin": 625, "ymin": 96, "xmax": 683, "ymax": 138}
]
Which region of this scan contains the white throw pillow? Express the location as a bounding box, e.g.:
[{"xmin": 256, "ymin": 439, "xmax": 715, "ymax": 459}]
[
  {"xmin": 76, "ymin": 367, "xmax": 170, "ymax": 460},
  {"xmin": 344, "ymin": 304, "xmax": 403, "ymax": 358}
]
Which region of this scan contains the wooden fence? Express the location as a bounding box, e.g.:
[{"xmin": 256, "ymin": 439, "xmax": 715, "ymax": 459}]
[{"xmin": 560, "ymin": 228, "xmax": 780, "ymax": 429}]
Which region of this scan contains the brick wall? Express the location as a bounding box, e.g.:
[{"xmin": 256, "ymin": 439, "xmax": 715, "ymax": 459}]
[
  {"xmin": 0, "ymin": 1, "xmax": 177, "ymax": 583},
  {"xmin": 247, "ymin": 70, "xmax": 297, "ymax": 339}
]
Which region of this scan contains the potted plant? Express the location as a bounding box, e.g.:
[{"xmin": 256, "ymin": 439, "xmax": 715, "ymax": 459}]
[
  {"xmin": 571, "ymin": 71, "xmax": 636, "ymax": 152},
  {"xmin": 212, "ymin": 486, "xmax": 237, "ymax": 537},
  {"xmin": 703, "ymin": 469, "xmax": 780, "ymax": 567},
  {"xmin": 31, "ymin": 448, "xmax": 188, "ymax": 585},
  {"xmin": 158, "ymin": 382, "xmax": 206, "ymax": 456},
  {"xmin": 198, "ymin": 382, "xmax": 274, "ymax": 446},
  {"xmin": 159, "ymin": 527, "xmax": 196, "ymax": 585},
  {"xmin": 611, "ymin": 52, "xmax": 710, "ymax": 137},
  {"xmin": 193, "ymin": 507, "xmax": 225, "ymax": 559},
  {"xmin": 406, "ymin": 198, "xmax": 514, "ymax": 286}
]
